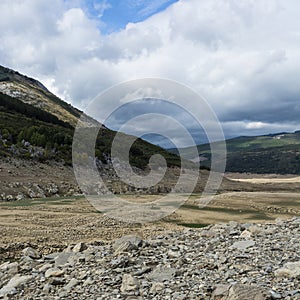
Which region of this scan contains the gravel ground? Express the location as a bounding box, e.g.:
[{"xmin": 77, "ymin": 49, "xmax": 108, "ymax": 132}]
[{"xmin": 0, "ymin": 217, "xmax": 299, "ymax": 299}]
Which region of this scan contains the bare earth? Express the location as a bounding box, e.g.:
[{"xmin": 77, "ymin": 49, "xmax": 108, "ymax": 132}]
[{"xmin": 0, "ymin": 173, "xmax": 299, "ymax": 262}]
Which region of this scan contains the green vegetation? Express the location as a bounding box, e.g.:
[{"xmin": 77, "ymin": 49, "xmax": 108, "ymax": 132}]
[
  {"xmin": 170, "ymin": 132, "xmax": 300, "ymax": 174},
  {"xmin": 0, "ymin": 92, "xmax": 182, "ymax": 169}
]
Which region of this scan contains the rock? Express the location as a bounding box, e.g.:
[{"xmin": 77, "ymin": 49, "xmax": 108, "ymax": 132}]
[
  {"xmin": 38, "ymin": 263, "xmax": 53, "ymax": 273},
  {"xmin": 239, "ymin": 230, "xmax": 252, "ymax": 239},
  {"xmin": 64, "ymin": 278, "xmax": 78, "ymax": 292},
  {"xmin": 113, "ymin": 235, "xmax": 143, "ymax": 253},
  {"xmin": 120, "ymin": 274, "xmax": 139, "ymax": 293},
  {"xmin": 211, "ymin": 285, "xmax": 231, "ymax": 298},
  {"xmin": 16, "ymin": 193, "xmax": 25, "ymax": 201},
  {"xmin": 270, "ymin": 290, "xmax": 282, "ymax": 299},
  {"xmin": 22, "ymin": 247, "xmax": 41, "ymax": 259},
  {"xmin": 148, "ymin": 266, "xmax": 177, "ymax": 282},
  {"xmin": 83, "ymin": 277, "xmax": 94, "ymax": 286},
  {"xmin": 6, "ymin": 194, "xmax": 14, "ymax": 201},
  {"xmin": 45, "ymin": 267, "xmax": 65, "ymax": 278},
  {"xmin": 0, "ymin": 274, "xmax": 33, "ymax": 297},
  {"xmin": 275, "ymin": 261, "xmax": 300, "ymax": 278},
  {"xmin": 211, "ymin": 284, "xmax": 267, "ymax": 300},
  {"xmin": 27, "ymin": 189, "xmax": 36, "ymax": 198},
  {"xmin": 0, "ymin": 217, "xmax": 299, "ymax": 299},
  {"xmin": 231, "ymin": 240, "xmax": 255, "ymax": 250},
  {"xmin": 150, "ymin": 282, "xmax": 165, "ymax": 294},
  {"xmin": 54, "ymin": 252, "xmax": 73, "ymax": 267},
  {"xmin": 43, "ymin": 283, "xmax": 52, "ymax": 294},
  {"xmin": 0, "ymin": 262, "xmax": 18, "ymax": 275},
  {"xmin": 200, "ymin": 229, "xmax": 217, "ymax": 237},
  {"xmin": 73, "ymin": 242, "xmax": 88, "ymax": 253},
  {"xmin": 248, "ymin": 225, "xmax": 262, "ymax": 234}
]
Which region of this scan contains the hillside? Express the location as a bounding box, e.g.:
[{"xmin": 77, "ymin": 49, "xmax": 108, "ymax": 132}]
[
  {"xmin": 0, "ymin": 65, "xmax": 81, "ymax": 127},
  {"xmin": 0, "ymin": 65, "xmax": 187, "ymax": 200},
  {"xmin": 0, "ymin": 65, "xmax": 182, "ymax": 168},
  {"xmin": 169, "ymin": 131, "xmax": 300, "ymax": 174}
]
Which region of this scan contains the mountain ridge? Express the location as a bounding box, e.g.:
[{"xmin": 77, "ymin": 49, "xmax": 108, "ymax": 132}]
[
  {"xmin": 0, "ymin": 65, "xmax": 81, "ymax": 127},
  {"xmin": 169, "ymin": 131, "xmax": 300, "ymax": 174}
]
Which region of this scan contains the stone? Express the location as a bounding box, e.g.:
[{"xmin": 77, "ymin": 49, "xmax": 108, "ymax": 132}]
[
  {"xmin": 22, "ymin": 247, "xmax": 41, "ymax": 259},
  {"xmin": 211, "ymin": 284, "xmax": 267, "ymax": 300},
  {"xmin": 64, "ymin": 278, "xmax": 78, "ymax": 292},
  {"xmin": 49, "ymin": 277, "xmax": 66, "ymax": 286},
  {"xmin": 239, "ymin": 230, "xmax": 252, "ymax": 239},
  {"xmin": 83, "ymin": 277, "xmax": 94, "ymax": 286},
  {"xmin": 43, "ymin": 283, "xmax": 52, "ymax": 294},
  {"xmin": 113, "ymin": 235, "xmax": 143, "ymax": 253},
  {"xmin": 0, "ymin": 274, "xmax": 33, "ymax": 297},
  {"xmin": 211, "ymin": 285, "xmax": 231, "ymax": 298},
  {"xmin": 147, "ymin": 266, "xmax": 177, "ymax": 282},
  {"xmin": 0, "ymin": 262, "xmax": 18, "ymax": 275},
  {"xmin": 120, "ymin": 274, "xmax": 139, "ymax": 293},
  {"xmin": 54, "ymin": 252, "xmax": 73, "ymax": 267},
  {"xmin": 1, "ymin": 217, "xmax": 299, "ymax": 299},
  {"xmin": 150, "ymin": 282, "xmax": 165, "ymax": 294},
  {"xmin": 231, "ymin": 240, "xmax": 255, "ymax": 250},
  {"xmin": 73, "ymin": 242, "xmax": 88, "ymax": 253},
  {"xmin": 45, "ymin": 267, "xmax": 65, "ymax": 278},
  {"xmin": 275, "ymin": 261, "xmax": 300, "ymax": 278},
  {"xmin": 270, "ymin": 290, "xmax": 282, "ymax": 299}
]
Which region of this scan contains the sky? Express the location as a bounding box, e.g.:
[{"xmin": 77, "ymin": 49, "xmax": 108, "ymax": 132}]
[{"xmin": 0, "ymin": 0, "xmax": 300, "ymax": 147}]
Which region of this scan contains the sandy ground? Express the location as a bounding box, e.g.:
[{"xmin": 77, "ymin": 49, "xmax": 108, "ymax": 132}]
[
  {"xmin": 227, "ymin": 176, "xmax": 300, "ymax": 184},
  {"xmin": 0, "ymin": 190, "xmax": 299, "ymax": 260}
]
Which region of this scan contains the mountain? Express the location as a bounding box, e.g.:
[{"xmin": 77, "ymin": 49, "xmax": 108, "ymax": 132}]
[
  {"xmin": 169, "ymin": 131, "xmax": 300, "ymax": 174},
  {"xmin": 0, "ymin": 65, "xmax": 80, "ymax": 127},
  {"xmin": 0, "ymin": 65, "xmax": 183, "ymax": 168}
]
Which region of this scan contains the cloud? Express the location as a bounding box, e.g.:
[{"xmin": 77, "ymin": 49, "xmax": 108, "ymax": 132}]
[{"xmin": 0, "ymin": 0, "xmax": 300, "ymax": 145}]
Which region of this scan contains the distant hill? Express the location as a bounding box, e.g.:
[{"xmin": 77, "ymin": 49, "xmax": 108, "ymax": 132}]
[
  {"xmin": 169, "ymin": 131, "xmax": 300, "ymax": 174},
  {"xmin": 0, "ymin": 65, "xmax": 182, "ymax": 169}
]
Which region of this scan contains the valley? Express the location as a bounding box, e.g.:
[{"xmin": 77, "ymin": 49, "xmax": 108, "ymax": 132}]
[{"xmin": 0, "ymin": 65, "xmax": 299, "ymax": 299}]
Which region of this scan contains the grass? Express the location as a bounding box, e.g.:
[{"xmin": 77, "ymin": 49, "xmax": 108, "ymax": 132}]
[
  {"xmin": 0, "ymin": 195, "xmax": 84, "ymax": 207},
  {"xmin": 181, "ymin": 203, "xmax": 258, "ymax": 215},
  {"xmin": 246, "ymin": 212, "xmax": 274, "ymax": 221}
]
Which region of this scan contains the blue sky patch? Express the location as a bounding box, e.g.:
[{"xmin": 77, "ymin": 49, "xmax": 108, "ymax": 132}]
[{"xmin": 84, "ymin": 0, "xmax": 178, "ymax": 33}]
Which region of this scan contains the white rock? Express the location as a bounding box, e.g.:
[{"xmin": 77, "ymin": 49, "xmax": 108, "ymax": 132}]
[
  {"xmin": 0, "ymin": 262, "xmax": 18, "ymax": 275},
  {"xmin": 64, "ymin": 278, "xmax": 78, "ymax": 292},
  {"xmin": 0, "ymin": 274, "xmax": 33, "ymax": 296},
  {"xmin": 45, "ymin": 267, "xmax": 65, "ymax": 278},
  {"xmin": 150, "ymin": 282, "xmax": 165, "ymax": 294},
  {"xmin": 73, "ymin": 242, "xmax": 87, "ymax": 253},
  {"xmin": 22, "ymin": 247, "xmax": 41, "ymax": 259},
  {"xmin": 120, "ymin": 274, "xmax": 139, "ymax": 293},
  {"xmin": 275, "ymin": 261, "xmax": 300, "ymax": 278},
  {"xmin": 231, "ymin": 240, "xmax": 255, "ymax": 250}
]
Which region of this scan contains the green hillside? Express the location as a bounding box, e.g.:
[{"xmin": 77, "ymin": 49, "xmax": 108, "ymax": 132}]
[
  {"xmin": 0, "ymin": 65, "xmax": 183, "ymax": 169},
  {"xmin": 0, "ymin": 91, "xmax": 182, "ymax": 169},
  {"xmin": 169, "ymin": 132, "xmax": 300, "ymax": 174}
]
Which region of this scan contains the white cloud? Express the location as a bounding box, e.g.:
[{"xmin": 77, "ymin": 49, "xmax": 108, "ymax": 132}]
[{"xmin": 1, "ymin": 0, "xmax": 300, "ymax": 142}]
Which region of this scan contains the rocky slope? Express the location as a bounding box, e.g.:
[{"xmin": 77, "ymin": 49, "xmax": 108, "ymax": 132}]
[
  {"xmin": 0, "ymin": 65, "xmax": 188, "ymax": 199},
  {"xmin": 0, "ymin": 65, "xmax": 80, "ymax": 127},
  {"xmin": 0, "ymin": 218, "xmax": 299, "ymax": 299}
]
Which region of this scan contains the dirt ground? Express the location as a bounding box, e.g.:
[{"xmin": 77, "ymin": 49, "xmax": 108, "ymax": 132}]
[{"xmin": 0, "ymin": 172, "xmax": 299, "ymax": 262}]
